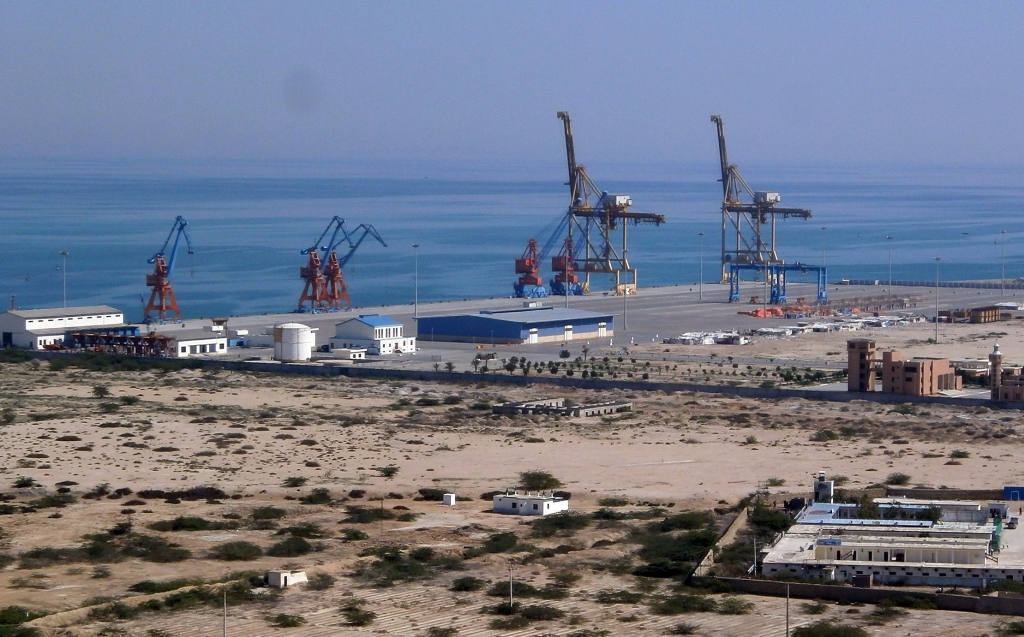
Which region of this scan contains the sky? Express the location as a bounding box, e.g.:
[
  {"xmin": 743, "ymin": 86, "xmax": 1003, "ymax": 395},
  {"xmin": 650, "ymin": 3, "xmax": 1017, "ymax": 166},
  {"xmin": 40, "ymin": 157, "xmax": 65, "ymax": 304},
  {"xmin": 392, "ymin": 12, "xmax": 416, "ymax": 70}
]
[{"xmin": 1, "ymin": 2, "xmax": 1023, "ymax": 167}]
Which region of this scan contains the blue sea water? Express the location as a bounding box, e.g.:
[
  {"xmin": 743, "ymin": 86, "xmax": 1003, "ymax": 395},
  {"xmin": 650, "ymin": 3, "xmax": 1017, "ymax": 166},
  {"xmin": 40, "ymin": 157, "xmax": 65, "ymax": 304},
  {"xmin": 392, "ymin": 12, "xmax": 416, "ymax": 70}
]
[{"xmin": 1, "ymin": 158, "xmax": 1023, "ymax": 322}]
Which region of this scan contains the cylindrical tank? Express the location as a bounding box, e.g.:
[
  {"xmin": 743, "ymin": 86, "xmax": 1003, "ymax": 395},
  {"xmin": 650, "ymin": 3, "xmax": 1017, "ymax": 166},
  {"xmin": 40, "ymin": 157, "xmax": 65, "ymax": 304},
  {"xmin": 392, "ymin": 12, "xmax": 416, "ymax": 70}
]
[{"xmin": 274, "ymin": 323, "xmax": 314, "ymax": 362}]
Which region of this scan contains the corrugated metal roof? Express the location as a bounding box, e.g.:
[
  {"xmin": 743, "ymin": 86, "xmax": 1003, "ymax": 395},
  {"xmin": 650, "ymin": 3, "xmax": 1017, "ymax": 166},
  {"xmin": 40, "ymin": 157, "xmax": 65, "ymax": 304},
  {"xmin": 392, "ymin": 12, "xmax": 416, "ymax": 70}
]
[
  {"xmin": 6, "ymin": 305, "xmax": 122, "ymax": 319},
  {"xmin": 338, "ymin": 314, "xmax": 403, "ymax": 328},
  {"xmin": 457, "ymin": 307, "xmax": 613, "ymax": 325}
]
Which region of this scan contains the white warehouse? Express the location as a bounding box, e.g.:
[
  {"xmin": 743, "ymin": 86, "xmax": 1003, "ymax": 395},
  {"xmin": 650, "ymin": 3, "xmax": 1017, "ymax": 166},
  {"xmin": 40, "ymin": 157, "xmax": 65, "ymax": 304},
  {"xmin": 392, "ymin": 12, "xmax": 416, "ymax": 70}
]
[
  {"xmin": 331, "ymin": 314, "xmax": 415, "ymax": 355},
  {"xmin": 492, "ymin": 491, "xmax": 570, "ymax": 516},
  {"xmin": 0, "ymin": 306, "xmax": 124, "ymax": 349}
]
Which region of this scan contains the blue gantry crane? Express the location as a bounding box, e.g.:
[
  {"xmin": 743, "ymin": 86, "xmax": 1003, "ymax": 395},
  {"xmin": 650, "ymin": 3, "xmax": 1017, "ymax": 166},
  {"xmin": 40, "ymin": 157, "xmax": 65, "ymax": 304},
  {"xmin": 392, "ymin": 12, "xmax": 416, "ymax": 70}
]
[
  {"xmin": 298, "ymin": 216, "xmax": 386, "ymax": 312},
  {"xmin": 144, "ymin": 216, "xmax": 194, "ymax": 322}
]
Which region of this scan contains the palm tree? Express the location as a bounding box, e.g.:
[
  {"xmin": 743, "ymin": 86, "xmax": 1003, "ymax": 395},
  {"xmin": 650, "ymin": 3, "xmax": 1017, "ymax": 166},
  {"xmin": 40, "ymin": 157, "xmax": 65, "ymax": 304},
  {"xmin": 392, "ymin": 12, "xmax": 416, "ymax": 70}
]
[
  {"xmin": 471, "ymin": 358, "xmax": 481, "ymax": 373},
  {"xmin": 444, "ymin": 362, "xmax": 455, "ymax": 374}
]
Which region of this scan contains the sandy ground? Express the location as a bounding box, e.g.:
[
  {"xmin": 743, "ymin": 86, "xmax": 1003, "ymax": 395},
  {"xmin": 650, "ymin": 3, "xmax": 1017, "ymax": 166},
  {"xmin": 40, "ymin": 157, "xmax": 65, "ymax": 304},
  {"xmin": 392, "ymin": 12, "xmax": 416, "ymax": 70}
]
[{"xmin": 1, "ymin": 321, "xmax": 1023, "ymax": 635}]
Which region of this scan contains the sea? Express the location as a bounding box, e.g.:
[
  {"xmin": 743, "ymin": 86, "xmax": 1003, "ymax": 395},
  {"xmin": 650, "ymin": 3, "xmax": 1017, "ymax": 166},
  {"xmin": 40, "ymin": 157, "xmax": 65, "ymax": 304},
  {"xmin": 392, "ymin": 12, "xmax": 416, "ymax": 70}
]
[{"xmin": 2, "ymin": 158, "xmax": 1023, "ymax": 322}]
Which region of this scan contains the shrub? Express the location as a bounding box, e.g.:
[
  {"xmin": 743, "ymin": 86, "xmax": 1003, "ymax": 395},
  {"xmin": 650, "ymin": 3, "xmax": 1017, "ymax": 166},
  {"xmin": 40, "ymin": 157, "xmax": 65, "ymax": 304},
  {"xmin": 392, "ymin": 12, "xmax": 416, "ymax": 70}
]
[
  {"xmin": 342, "ymin": 505, "xmax": 396, "ymax": 524},
  {"xmin": 210, "ymin": 541, "xmax": 263, "ymax": 561},
  {"xmin": 718, "ymin": 596, "xmax": 754, "ymax": 615},
  {"xmin": 792, "ymin": 620, "xmax": 868, "ymax": 637},
  {"xmin": 949, "ymin": 449, "xmax": 970, "ymax": 459},
  {"xmin": 342, "ymin": 608, "xmax": 376, "ymax": 626},
  {"xmin": 88, "ymin": 602, "xmax": 139, "ymax": 621},
  {"xmin": 13, "ymin": 476, "xmax": 36, "ymax": 488},
  {"xmin": 518, "ymin": 470, "xmax": 562, "ymax": 490},
  {"xmin": 276, "ymin": 523, "xmax": 328, "ymax": 539},
  {"xmin": 148, "ymin": 517, "xmax": 239, "ymax": 532},
  {"xmin": 598, "ymin": 497, "xmax": 629, "ymax": 507},
  {"xmin": 268, "ymin": 614, "xmax": 306, "ymax": 627},
  {"xmin": 530, "ymin": 511, "xmax": 590, "ymax": 538},
  {"xmin": 650, "ymin": 593, "xmax": 717, "ymax": 615},
  {"xmin": 450, "ymin": 576, "xmax": 485, "ymax": 592},
  {"xmin": 119, "ymin": 534, "xmax": 191, "ymax": 563},
  {"xmin": 519, "ymin": 604, "xmax": 565, "ymax": 620},
  {"xmin": 651, "ymin": 511, "xmax": 714, "ymax": 533},
  {"xmin": 417, "ymin": 487, "xmax": 447, "ymax": 501},
  {"xmin": 299, "ymin": 488, "xmax": 332, "ymax": 504},
  {"xmin": 669, "ymin": 623, "xmax": 700, "ymax": 635},
  {"xmin": 376, "ymin": 465, "xmax": 400, "ymax": 478},
  {"xmin": 594, "ymin": 589, "xmax": 644, "ymax": 604},
  {"xmin": 266, "ymin": 536, "xmax": 313, "ymax": 557},
  {"xmin": 801, "ymin": 601, "xmax": 830, "ymax": 615},
  {"xmin": 340, "ymin": 528, "xmax": 369, "ymax": 541},
  {"xmin": 810, "ymin": 429, "xmax": 838, "ymax": 442},
  {"xmin": 282, "ymin": 477, "xmax": 307, "ymax": 487},
  {"xmin": 250, "ymin": 506, "xmax": 286, "ymax": 520},
  {"xmin": 481, "ymin": 532, "xmax": 518, "ymax": 553},
  {"xmin": 488, "ymin": 616, "xmax": 531, "ymax": 630},
  {"xmin": 884, "ymin": 472, "xmax": 911, "ymax": 486},
  {"xmin": 129, "ymin": 578, "xmax": 203, "ymax": 594},
  {"xmin": 306, "ymin": 572, "xmax": 335, "ymax": 591},
  {"xmin": 427, "ymin": 628, "xmax": 458, "ymax": 637}
]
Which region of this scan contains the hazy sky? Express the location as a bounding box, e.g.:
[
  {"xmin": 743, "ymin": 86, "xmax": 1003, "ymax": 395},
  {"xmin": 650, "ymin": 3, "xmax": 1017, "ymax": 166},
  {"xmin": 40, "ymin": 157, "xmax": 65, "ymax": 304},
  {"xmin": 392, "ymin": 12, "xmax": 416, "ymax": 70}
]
[{"xmin": 2, "ymin": 2, "xmax": 1022, "ymax": 166}]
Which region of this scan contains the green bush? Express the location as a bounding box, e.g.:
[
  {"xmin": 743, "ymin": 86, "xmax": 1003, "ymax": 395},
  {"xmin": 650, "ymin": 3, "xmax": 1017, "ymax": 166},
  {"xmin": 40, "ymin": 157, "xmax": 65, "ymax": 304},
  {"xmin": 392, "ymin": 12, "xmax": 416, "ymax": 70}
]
[
  {"xmin": 267, "ymin": 614, "xmax": 306, "ymax": 627},
  {"xmin": 801, "ymin": 601, "xmax": 830, "ymax": 615},
  {"xmin": 88, "ymin": 602, "xmax": 139, "ymax": 621},
  {"xmin": 250, "ymin": 506, "xmax": 286, "ymax": 520},
  {"xmin": 650, "ymin": 593, "xmax": 717, "ymax": 615},
  {"xmin": 488, "ymin": 616, "xmax": 531, "ymax": 630},
  {"xmin": 518, "ymin": 470, "xmax": 562, "ymax": 490},
  {"xmin": 809, "ymin": 429, "xmax": 838, "ymax": 442},
  {"xmin": 650, "ymin": 511, "xmax": 714, "ymax": 533},
  {"xmin": 426, "ymin": 628, "xmax": 458, "ymax": 637},
  {"xmin": 342, "ymin": 608, "xmax": 376, "ymax": 626},
  {"xmin": 148, "ymin": 516, "xmax": 239, "ymax": 532},
  {"xmin": 276, "ymin": 523, "xmax": 328, "ymax": 539},
  {"xmin": 282, "ymin": 477, "xmax": 308, "ymax": 487},
  {"xmin": 884, "ymin": 472, "xmax": 911, "ymax": 486},
  {"xmin": 669, "ymin": 623, "xmax": 699, "ymax": 635},
  {"xmin": 306, "ymin": 572, "xmax": 335, "ymax": 591},
  {"xmin": 481, "ymin": 532, "xmax": 518, "ymax": 553},
  {"xmin": 340, "ymin": 528, "xmax": 369, "ymax": 541},
  {"xmin": 450, "ymin": 576, "xmax": 485, "ymax": 592},
  {"xmin": 598, "ymin": 497, "xmax": 630, "ymax": 507},
  {"xmin": 342, "ymin": 505, "xmax": 396, "ymax": 524},
  {"xmin": 210, "ymin": 541, "xmax": 263, "ymax": 561},
  {"xmin": 717, "ymin": 596, "xmax": 754, "ymax": 615},
  {"xmin": 531, "ymin": 511, "xmax": 590, "ymax": 538},
  {"xmin": 128, "ymin": 579, "xmax": 203, "ymax": 594},
  {"xmin": 792, "ymin": 620, "xmax": 868, "ymax": 637},
  {"xmin": 299, "ymin": 488, "xmax": 332, "ymax": 505},
  {"xmin": 519, "ymin": 604, "xmax": 565, "ymax": 620},
  {"xmin": 594, "ymin": 589, "xmax": 644, "ymax": 604},
  {"xmin": 266, "ymin": 536, "xmax": 312, "ymax": 557}
]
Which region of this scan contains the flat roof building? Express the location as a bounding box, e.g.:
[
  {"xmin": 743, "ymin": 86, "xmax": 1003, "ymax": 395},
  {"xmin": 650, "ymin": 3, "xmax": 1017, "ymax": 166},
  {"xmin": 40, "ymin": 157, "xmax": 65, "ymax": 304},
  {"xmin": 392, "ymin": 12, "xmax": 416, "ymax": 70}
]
[
  {"xmin": 0, "ymin": 306, "xmax": 124, "ymax": 349},
  {"xmin": 417, "ymin": 306, "xmax": 613, "ymax": 345},
  {"xmin": 492, "ymin": 490, "xmax": 570, "ymax": 516}
]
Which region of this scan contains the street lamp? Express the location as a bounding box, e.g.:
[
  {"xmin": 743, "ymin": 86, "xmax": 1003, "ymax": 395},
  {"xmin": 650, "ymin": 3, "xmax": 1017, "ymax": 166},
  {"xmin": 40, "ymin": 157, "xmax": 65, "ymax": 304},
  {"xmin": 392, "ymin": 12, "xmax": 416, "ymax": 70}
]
[
  {"xmin": 58, "ymin": 251, "xmax": 69, "ymax": 308},
  {"xmin": 998, "ymin": 230, "xmax": 1007, "ymax": 296},
  {"xmin": 886, "ymin": 236, "xmax": 893, "ymax": 302},
  {"xmin": 934, "ymin": 257, "xmax": 941, "ymax": 344},
  {"xmin": 698, "ymin": 232, "xmax": 704, "ymax": 301},
  {"xmin": 412, "ymin": 244, "xmax": 419, "ymax": 318}
]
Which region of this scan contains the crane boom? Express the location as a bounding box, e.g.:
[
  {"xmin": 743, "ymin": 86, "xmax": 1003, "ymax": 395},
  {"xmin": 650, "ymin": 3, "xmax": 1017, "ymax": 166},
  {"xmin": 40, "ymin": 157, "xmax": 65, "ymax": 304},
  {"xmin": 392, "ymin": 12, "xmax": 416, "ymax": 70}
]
[
  {"xmin": 144, "ymin": 216, "xmax": 194, "ymax": 322},
  {"xmin": 298, "ymin": 217, "xmax": 386, "ymax": 312}
]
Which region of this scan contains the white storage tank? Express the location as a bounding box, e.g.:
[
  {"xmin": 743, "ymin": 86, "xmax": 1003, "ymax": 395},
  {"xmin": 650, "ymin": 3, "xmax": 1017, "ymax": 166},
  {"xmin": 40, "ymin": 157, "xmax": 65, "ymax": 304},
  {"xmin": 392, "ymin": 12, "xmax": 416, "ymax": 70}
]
[{"xmin": 274, "ymin": 323, "xmax": 316, "ymax": 362}]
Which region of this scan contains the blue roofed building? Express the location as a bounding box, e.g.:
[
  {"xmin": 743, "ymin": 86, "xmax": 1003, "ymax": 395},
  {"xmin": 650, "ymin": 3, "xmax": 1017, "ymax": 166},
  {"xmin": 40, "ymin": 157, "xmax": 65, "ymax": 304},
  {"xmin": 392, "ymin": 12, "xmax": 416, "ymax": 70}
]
[
  {"xmin": 416, "ymin": 306, "xmax": 613, "ymax": 344},
  {"xmin": 331, "ymin": 314, "xmax": 415, "ymax": 355}
]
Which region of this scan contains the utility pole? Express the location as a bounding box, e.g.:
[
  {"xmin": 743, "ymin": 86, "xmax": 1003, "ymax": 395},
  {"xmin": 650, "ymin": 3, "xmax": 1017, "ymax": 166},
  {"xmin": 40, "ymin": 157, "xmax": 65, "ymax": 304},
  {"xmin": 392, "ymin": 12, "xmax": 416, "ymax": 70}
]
[
  {"xmin": 507, "ymin": 559, "xmax": 515, "ymax": 606},
  {"xmin": 698, "ymin": 232, "xmax": 704, "ymax": 300},
  {"xmin": 999, "ymin": 231, "xmax": 1006, "ymax": 296},
  {"xmin": 412, "ymin": 243, "xmax": 419, "ymax": 318},
  {"xmin": 223, "ymin": 587, "xmax": 227, "ymax": 637},
  {"xmin": 934, "ymin": 257, "xmax": 941, "ymax": 344},
  {"xmin": 886, "ymin": 236, "xmax": 893, "ymax": 303},
  {"xmin": 59, "ymin": 251, "xmax": 69, "ymax": 308},
  {"xmin": 786, "ymin": 582, "xmax": 790, "ymax": 637}
]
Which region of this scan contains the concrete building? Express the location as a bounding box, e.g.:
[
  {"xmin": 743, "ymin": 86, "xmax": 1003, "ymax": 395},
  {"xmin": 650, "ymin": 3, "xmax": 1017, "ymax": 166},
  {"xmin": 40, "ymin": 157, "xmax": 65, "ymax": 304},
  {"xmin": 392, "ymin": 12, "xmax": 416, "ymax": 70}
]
[
  {"xmin": 0, "ymin": 305, "xmax": 124, "ymax": 349},
  {"xmin": 761, "ymin": 475, "xmax": 1020, "ymax": 587},
  {"xmin": 492, "ymin": 398, "xmax": 632, "ymax": 417},
  {"xmin": 417, "ymin": 306, "xmax": 613, "ymax": 345},
  {"xmin": 847, "ymin": 339, "xmax": 962, "ymax": 395},
  {"xmin": 331, "ymin": 314, "xmax": 414, "ymax": 355},
  {"xmin": 168, "ymin": 330, "xmax": 229, "ymax": 358},
  {"xmin": 266, "ymin": 570, "xmax": 307, "ymax": 588},
  {"xmin": 492, "ymin": 491, "xmax": 570, "ymax": 516}
]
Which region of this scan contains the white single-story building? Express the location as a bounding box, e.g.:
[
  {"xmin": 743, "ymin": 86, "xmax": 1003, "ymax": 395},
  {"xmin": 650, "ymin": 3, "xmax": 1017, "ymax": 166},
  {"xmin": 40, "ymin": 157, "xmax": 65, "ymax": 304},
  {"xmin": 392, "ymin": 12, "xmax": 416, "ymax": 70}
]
[
  {"xmin": 332, "ymin": 348, "xmax": 366, "ymax": 360},
  {"xmin": 492, "ymin": 491, "xmax": 570, "ymax": 516},
  {"xmin": 331, "ymin": 314, "xmax": 415, "ymax": 355},
  {"xmin": 164, "ymin": 329, "xmax": 229, "ymax": 358},
  {"xmin": 0, "ymin": 305, "xmax": 124, "ymax": 349},
  {"xmin": 266, "ymin": 570, "xmax": 308, "ymax": 588}
]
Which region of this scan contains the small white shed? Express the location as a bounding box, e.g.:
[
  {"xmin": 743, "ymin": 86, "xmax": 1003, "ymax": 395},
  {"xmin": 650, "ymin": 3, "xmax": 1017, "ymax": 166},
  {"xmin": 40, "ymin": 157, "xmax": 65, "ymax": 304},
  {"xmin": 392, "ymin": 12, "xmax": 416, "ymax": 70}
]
[
  {"xmin": 442, "ymin": 493, "xmax": 457, "ymax": 506},
  {"xmin": 267, "ymin": 570, "xmax": 308, "ymax": 588},
  {"xmin": 492, "ymin": 491, "xmax": 569, "ymax": 516}
]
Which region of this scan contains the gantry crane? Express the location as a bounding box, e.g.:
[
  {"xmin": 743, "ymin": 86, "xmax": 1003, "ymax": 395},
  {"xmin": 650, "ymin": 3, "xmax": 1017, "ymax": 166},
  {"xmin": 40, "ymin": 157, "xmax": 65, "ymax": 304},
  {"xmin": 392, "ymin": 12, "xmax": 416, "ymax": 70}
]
[
  {"xmin": 711, "ymin": 115, "xmax": 814, "ymax": 288},
  {"xmin": 555, "ymin": 111, "xmax": 665, "ymax": 295},
  {"xmin": 298, "ymin": 216, "xmax": 386, "ymax": 312},
  {"xmin": 144, "ymin": 216, "xmax": 194, "ymax": 322}
]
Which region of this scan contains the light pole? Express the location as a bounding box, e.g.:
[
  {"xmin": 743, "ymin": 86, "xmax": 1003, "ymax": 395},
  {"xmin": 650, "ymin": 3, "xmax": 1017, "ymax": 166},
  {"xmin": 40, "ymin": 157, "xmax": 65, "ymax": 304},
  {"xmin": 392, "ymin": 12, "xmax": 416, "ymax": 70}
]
[
  {"xmin": 999, "ymin": 230, "xmax": 1006, "ymax": 296},
  {"xmin": 934, "ymin": 257, "xmax": 941, "ymax": 344},
  {"xmin": 58, "ymin": 251, "xmax": 69, "ymax": 308},
  {"xmin": 412, "ymin": 244, "xmax": 419, "ymax": 318},
  {"xmin": 886, "ymin": 236, "xmax": 893, "ymax": 303},
  {"xmin": 698, "ymin": 232, "xmax": 704, "ymax": 300}
]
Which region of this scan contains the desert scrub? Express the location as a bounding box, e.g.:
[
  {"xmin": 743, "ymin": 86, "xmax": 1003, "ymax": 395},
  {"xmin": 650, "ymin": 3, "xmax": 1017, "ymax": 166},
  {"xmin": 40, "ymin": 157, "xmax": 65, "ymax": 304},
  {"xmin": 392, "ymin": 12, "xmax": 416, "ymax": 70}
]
[
  {"xmin": 486, "ymin": 581, "xmax": 567, "ymax": 600},
  {"xmin": 450, "ymin": 576, "xmax": 485, "ymax": 592},
  {"xmin": 594, "ymin": 589, "xmax": 644, "ymax": 604},
  {"xmin": 299, "ymin": 488, "xmax": 333, "ymax": 504},
  {"xmin": 792, "ymin": 620, "xmax": 868, "ymax": 637},
  {"xmin": 598, "ymin": 496, "xmax": 629, "ymax": 507},
  {"xmin": 518, "ymin": 470, "xmax": 563, "ymax": 490},
  {"xmin": 649, "ymin": 593, "xmax": 717, "ymax": 615},
  {"xmin": 266, "ymin": 536, "xmax": 313, "ymax": 557},
  {"xmin": 305, "ymin": 573, "xmax": 335, "ymax": 591},
  {"xmin": 210, "ymin": 541, "xmax": 263, "ymax": 561},
  {"xmin": 717, "ymin": 596, "xmax": 754, "ymax": 614},
  {"xmin": 530, "ymin": 511, "xmax": 590, "ymax": 538},
  {"xmin": 250, "ymin": 506, "xmax": 286, "ymax": 520},
  {"xmin": 267, "ymin": 614, "xmax": 306, "ymax": 627},
  {"xmin": 148, "ymin": 517, "xmax": 240, "ymax": 532}
]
